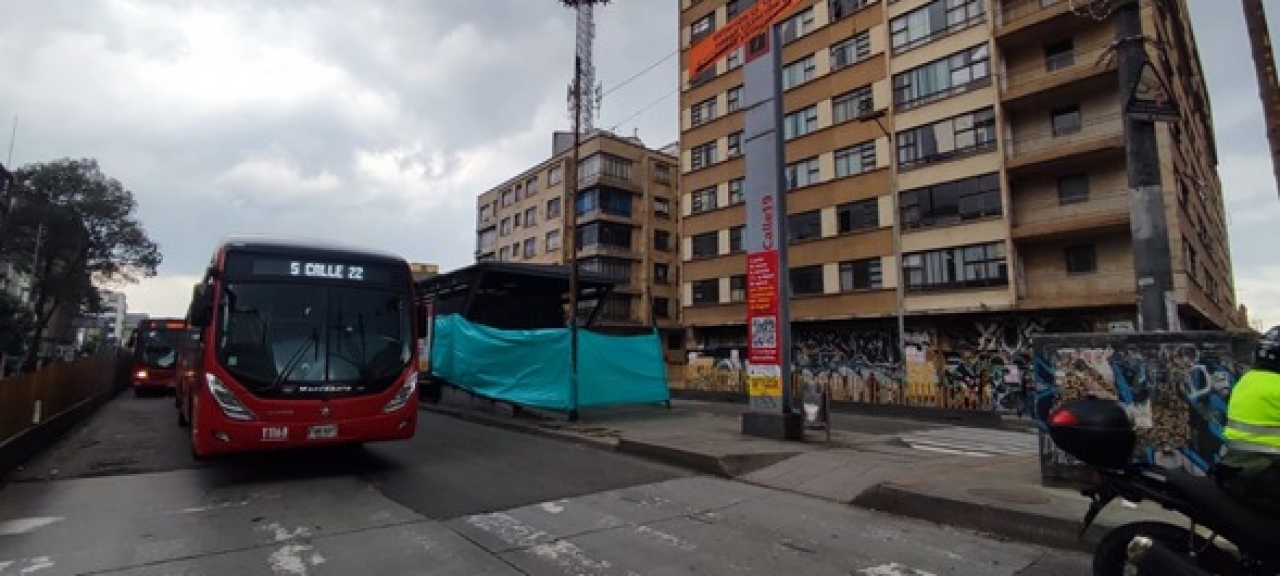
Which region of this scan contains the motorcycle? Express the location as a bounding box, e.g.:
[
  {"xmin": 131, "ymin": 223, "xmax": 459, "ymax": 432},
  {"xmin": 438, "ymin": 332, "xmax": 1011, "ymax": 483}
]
[{"xmin": 1046, "ymin": 397, "xmax": 1280, "ymax": 575}]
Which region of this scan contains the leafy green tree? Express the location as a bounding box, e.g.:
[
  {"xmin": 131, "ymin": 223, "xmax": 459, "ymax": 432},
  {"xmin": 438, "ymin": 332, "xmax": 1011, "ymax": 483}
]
[{"xmin": 4, "ymin": 158, "xmax": 161, "ymax": 367}]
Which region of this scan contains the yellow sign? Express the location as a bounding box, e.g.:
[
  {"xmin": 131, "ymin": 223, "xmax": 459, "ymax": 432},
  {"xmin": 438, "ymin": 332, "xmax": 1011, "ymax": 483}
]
[
  {"xmin": 686, "ymin": 0, "xmax": 803, "ymax": 77},
  {"xmin": 748, "ymin": 373, "xmax": 783, "ymax": 397}
]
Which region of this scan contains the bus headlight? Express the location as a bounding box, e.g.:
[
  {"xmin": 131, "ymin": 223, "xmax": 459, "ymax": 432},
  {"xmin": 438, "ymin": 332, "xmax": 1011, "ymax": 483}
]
[
  {"xmin": 205, "ymin": 373, "xmax": 257, "ymax": 421},
  {"xmin": 383, "ymin": 372, "xmax": 418, "ymax": 413}
]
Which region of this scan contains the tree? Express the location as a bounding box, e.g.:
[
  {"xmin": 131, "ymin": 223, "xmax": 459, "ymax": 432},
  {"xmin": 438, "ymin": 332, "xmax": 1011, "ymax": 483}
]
[
  {"xmin": 4, "ymin": 158, "xmax": 161, "ymax": 367},
  {"xmin": 0, "ymin": 291, "xmax": 33, "ymax": 357}
]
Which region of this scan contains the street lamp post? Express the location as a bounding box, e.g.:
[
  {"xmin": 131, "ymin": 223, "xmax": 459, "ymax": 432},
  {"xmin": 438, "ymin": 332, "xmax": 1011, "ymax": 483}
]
[{"xmin": 858, "ymin": 110, "xmax": 907, "ymax": 389}]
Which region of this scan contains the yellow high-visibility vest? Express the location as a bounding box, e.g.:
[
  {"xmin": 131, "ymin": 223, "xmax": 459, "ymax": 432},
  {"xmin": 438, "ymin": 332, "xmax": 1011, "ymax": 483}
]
[{"xmin": 1225, "ymin": 369, "xmax": 1280, "ymax": 454}]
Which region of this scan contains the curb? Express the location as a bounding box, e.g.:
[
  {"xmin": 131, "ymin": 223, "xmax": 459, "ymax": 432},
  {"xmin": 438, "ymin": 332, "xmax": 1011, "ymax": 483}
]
[
  {"xmin": 1, "ymin": 384, "xmax": 125, "ymax": 483},
  {"xmin": 850, "ymin": 483, "xmax": 1106, "ymax": 553}
]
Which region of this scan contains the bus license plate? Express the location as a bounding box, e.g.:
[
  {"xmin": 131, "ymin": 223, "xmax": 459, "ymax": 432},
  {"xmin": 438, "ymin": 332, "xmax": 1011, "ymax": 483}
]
[{"xmin": 307, "ymin": 424, "xmax": 338, "ymax": 440}]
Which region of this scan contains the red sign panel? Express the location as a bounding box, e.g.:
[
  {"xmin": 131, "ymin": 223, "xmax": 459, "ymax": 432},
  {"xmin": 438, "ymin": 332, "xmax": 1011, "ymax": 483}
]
[{"xmin": 746, "ymin": 250, "xmax": 780, "ymax": 366}]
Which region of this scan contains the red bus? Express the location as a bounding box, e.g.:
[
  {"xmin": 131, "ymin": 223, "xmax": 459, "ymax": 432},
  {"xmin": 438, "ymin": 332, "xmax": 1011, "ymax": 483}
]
[
  {"xmin": 127, "ymin": 318, "xmax": 186, "ymax": 397},
  {"xmin": 177, "ymin": 237, "xmax": 418, "ymax": 458}
]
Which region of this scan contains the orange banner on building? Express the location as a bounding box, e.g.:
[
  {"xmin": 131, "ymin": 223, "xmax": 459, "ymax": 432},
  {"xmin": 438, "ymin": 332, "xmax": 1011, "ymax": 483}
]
[{"xmin": 686, "ymin": 0, "xmax": 802, "ymax": 77}]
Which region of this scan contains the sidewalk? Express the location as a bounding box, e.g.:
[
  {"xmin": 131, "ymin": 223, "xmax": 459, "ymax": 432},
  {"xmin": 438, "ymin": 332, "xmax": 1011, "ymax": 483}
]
[{"xmin": 420, "ymin": 387, "xmax": 1183, "ymax": 553}]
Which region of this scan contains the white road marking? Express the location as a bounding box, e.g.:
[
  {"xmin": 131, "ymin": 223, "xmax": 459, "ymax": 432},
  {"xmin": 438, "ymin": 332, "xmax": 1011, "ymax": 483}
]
[
  {"xmin": 528, "ymin": 540, "xmax": 612, "ymax": 574},
  {"xmin": 464, "ymin": 513, "xmax": 550, "ymax": 549},
  {"xmin": 539, "ymin": 500, "xmax": 566, "ymax": 514},
  {"xmin": 858, "ymin": 562, "xmax": 937, "ymax": 576},
  {"xmin": 0, "ymin": 518, "xmax": 62, "ymax": 536}
]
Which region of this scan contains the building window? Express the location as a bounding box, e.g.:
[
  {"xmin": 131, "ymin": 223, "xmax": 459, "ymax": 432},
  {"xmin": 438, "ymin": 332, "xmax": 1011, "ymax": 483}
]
[
  {"xmin": 479, "ymin": 204, "xmax": 494, "ymax": 224},
  {"xmin": 783, "ymin": 105, "xmax": 819, "ymax": 140},
  {"xmin": 730, "ymin": 275, "xmax": 746, "ymax": 301},
  {"xmin": 727, "ymin": 85, "xmax": 744, "ymax": 112},
  {"xmin": 501, "ymin": 189, "xmax": 515, "ymax": 207},
  {"xmin": 598, "ymin": 294, "xmax": 632, "ymax": 321},
  {"xmin": 579, "ymin": 153, "xmax": 633, "ymax": 183},
  {"xmin": 547, "ymin": 197, "xmax": 562, "ymax": 218},
  {"xmin": 1044, "ymin": 38, "xmax": 1075, "ymax": 72},
  {"xmin": 579, "ymin": 257, "xmax": 633, "ymax": 281},
  {"xmin": 1065, "ymin": 244, "xmax": 1097, "ymax": 273},
  {"xmin": 549, "ymin": 165, "xmax": 563, "ymax": 186},
  {"xmin": 500, "ymin": 217, "xmax": 512, "ymax": 236},
  {"xmin": 728, "ymin": 178, "xmax": 745, "ymax": 205},
  {"xmin": 890, "ymin": 0, "xmax": 985, "ymax": 53},
  {"xmin": 691, "ymin": 186, "xmax": 718, "ymax": 214},
  {"xmin": 499, "ymin": 246, "xmax": 509, "ymax": 261},
  {"xmin": 523, "ymin": 238, "xmax": 537, "ymax": 258},
  {"xmin": 830, "ymin": 31, "xmax": 872, "ymax": 71},
  {"xmin": 691, "ymin": 141, "xmax": 718, "ymax": 169},
  {"xmin": 654, "ymin": 162, "xmax": 672, "ymax": 185},
  {"xmin": 892, "ymin": 44, "xmax": 990, "ymax": 109},
  {"xmin": 691, "ymin": 97, "xmax": 717, "ymax": 126},
  {"xmin": 903, "ymin": 242, "xmax": 1008, "ymax": 291},
  {"xmin": 1052, "ymin": 105, "xmax": 1082, "ymax": 136},
  {"xmin": 837, "ymin": 199, "xmax": 879, "ymax": 233},
  {"xmin": 514, "ymin": 213, "xmax": 522, "ymax": 228},
  {"xmin": 728, "ymin": 225, "xmax": 744, "ymax": 252},
  {"xmin": 691, "ymin": 231, "xmax": 719, "ymax": 257},
  {"xmin": 577, "ymin": 222, "xmax": 633, "ymax": 250},
  {"xmin": 789, "ymin": 210, "xmax": 822, "ymax": 242},
  {"xmin": 576, "ymin": 186, "xmax": 632, "ymax": 217},
  {"xmin": 691, "ymin": 13, "xmax": 715, "ymax": 43},
  {"xmin": 727, "ymin": 47, "xmax": 744, "ymax": 70},
  {"xmin": 655, "ymin": 230, "xmax": 671, "ymax": 251},
  {"xmin": 545, "ymin": 229, "xmax": 561, "ymax": 252},
  {"xmin": 525, "ymin": 176, "xmax": 539, "ymax": 196},
  {"xmin": 778, "ymin": 7, "xmax": 816, "ymax": 44},
  {"xmin": 727, "ymin": 131, "xmax": 743, "ymax": 157},
  {"xmin": 524, "ymin": 207, "xmax": 537, "ymax": 227},
  {"xmin": 692, "ymin": 279, "xmax": 719, "ymax": 304},
  {"xmin": 1058, "ymin": 174, "xmax": 1089, "ymax": 204},
  {"xmin": 478, "ymin": 228, "xmax": 497, "ymax": 254},
  {"xmin": 654, "ymin": 197, "xmax": 671, "ymax": 218},
  {"xmin": 785, "ymin": 157, "xmax": 821, "ymax": 189},
  {"xmin": 829, "ymin": 0, "xmax": 870, "ymax": 21},
  {"xmin": 653, "ymin": 297, "xmax": 670, "ymax": 319},
  {"xmin": 790, "ymin": 265, "xmax": 825, "ymax": 295},
  {"xmin": 832, "ymin": 86, "xmax": 874, "ymax": 124},
  {"xmin": 840, "ymin": 258, "xmax": 883, "ymax": 291},
  {"xmin": 900, "ymin": 172, "xmax": 1002, "ymax": 229},
  {"xmin": 727, "ymin": 0, "xmax": 742, "ymax": 17},
  {"xmin": 654, "ymin": 263, "xmax": 670, "ymax": 284},
  {"xmin": 896, "ymin": 107, "xmax": 997, "ymax": 167},
  {"xmin": 782, "ymin": 55, "xmax": 816, "ymax": 90},
  {"xmin": 834, "ymin": 141, "xmax": 877, "ymax": 178}
]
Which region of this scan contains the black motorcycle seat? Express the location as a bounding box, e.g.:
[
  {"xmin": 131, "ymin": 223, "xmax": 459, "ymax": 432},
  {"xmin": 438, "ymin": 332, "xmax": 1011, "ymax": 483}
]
[{"xmin": 1155, "ymin": 467, "xmax": 1280, "ymax": 553}]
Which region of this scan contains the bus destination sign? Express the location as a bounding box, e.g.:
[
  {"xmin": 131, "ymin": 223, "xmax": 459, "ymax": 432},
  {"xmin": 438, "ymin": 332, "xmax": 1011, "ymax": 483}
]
[{"xmin": 248, "ymin": 258, "xmax": 393, "ymax": 283}]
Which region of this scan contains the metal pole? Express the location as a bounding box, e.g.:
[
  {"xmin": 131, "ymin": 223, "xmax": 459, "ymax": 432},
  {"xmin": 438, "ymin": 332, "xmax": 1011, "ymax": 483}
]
[
  {"xmin": 1242, "ymin": 0, "xmax": 1280, "ymax": 200},
  {"xmin": 1116, "ymin": 0, "xmax": 1174, "ymax": 331},
  {"xmin": 861, "ymin": 111, "xmax": 907, "ymax": 387},
  {"xmin": 566, "ymin": 55, "xmax": 582, "ymax": 422}
]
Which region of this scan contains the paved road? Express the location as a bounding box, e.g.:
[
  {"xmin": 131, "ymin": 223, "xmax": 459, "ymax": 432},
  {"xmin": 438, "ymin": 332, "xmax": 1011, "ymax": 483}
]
[{"xmin": 0, "ymin": 393, "xmax": 1091, "ymax": 575}]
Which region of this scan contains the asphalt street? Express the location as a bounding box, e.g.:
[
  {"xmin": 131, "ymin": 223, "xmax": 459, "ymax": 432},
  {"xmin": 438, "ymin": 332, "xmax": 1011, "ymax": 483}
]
[{"xmin": 0, "ymin": 393, "xmax": 1091, "ymax": 575}]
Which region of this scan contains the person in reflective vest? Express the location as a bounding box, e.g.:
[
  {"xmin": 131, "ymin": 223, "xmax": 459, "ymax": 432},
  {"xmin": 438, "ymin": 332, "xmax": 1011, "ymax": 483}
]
[{"xmin": 1218, "ymin": 326, "xmax": 1280, "ymax": 517}]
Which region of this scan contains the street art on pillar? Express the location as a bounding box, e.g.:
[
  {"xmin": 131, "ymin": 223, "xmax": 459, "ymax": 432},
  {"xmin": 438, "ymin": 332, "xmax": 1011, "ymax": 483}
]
[{"xmin": 1032, "ymin": 332, "xmax": 1255, "ymax": 482}]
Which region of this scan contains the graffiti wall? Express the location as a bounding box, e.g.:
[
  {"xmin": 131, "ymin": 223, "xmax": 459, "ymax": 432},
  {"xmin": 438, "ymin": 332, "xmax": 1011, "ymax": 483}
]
[
  {"xmin": 682, "ymin": 313, "xmax": 1124, "ymax": 415},
  {"xmin": 1032, "ymin": 331, "xmax": 1256, "ymax": 482}
]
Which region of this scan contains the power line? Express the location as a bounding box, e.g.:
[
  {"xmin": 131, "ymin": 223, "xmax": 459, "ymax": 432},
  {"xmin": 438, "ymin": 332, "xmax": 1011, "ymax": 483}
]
[
  {"xmin": 601, "ymin": 50, "xmax": 677, "ymax": 99},
  {"xmin": 607, "ymin": 89, "xmax": 678, "ymax": 132}
]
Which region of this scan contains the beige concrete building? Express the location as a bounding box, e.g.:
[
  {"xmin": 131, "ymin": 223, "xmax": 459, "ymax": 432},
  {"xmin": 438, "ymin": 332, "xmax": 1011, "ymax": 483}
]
[
  {"xmin": 474, "ymin": 131, "xmax": 685, "ymax": 371},
  {"xmin": 677, "ymin": 0, "xmax": 1243, "ymax": 412}
]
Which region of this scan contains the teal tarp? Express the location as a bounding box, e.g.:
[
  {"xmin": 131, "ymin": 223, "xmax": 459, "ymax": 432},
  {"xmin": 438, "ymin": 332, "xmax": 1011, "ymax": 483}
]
[{"xmin": 430, "ymin": 314, "xmax": 669, "ymax": 411}]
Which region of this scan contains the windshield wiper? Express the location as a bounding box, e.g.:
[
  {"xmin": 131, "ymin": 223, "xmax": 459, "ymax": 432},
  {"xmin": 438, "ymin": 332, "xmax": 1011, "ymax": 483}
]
[{"xmin": 268, "ymin": 328, "xmax": 318, "ymax": 391}]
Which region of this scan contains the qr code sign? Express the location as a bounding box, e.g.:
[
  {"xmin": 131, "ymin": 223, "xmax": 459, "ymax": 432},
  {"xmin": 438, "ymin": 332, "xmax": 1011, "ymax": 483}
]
[{"xmin": 751, "ymin": 317, "xmax": 777, "ymax": 349}]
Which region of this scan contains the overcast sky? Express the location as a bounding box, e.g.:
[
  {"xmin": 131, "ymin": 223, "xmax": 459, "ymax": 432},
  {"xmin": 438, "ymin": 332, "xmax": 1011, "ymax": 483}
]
[{"xmin": 1, "ymin": 1, "xmax": 1277, "ymax": 327}]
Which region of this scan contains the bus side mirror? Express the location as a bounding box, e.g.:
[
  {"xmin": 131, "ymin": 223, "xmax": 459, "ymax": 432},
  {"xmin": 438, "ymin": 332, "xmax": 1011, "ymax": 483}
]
[{"xmin": 188, "ymin": 284, "xmax": 213, "ymax": 327}]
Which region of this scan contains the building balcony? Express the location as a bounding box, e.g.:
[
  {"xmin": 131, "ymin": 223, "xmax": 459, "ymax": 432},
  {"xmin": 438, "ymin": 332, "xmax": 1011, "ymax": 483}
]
[
  {"xmin": 996, "ymin": 0, "xmax": 1076, "ymax": 43},
  {"xmin": 1011, "ymin": 188, "xmax": 1131, "ymax": 242},
  {"xmin": 1005, "ymin": 112, "xmax": 1124, "ymax": 172},
  {"xmin": 1000, "ymin": 44, "xmax": 1117, "ymax": 107}
]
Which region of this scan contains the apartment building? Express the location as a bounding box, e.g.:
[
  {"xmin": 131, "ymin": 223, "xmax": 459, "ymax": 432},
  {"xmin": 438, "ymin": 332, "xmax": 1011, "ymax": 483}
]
[
  {"xmin": 677, "ymin": 0, "xmax": 1241, "ymax": 412},
  {"xmin": 473, "ymin": 131, "xmax": 684, "ymax": 364}
]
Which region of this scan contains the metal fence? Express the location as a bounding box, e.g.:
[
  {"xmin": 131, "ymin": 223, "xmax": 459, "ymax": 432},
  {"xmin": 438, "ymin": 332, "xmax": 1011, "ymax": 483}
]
[{"xmin": 0, "ymin": 350, "xmax": 123, "ymax": 446}]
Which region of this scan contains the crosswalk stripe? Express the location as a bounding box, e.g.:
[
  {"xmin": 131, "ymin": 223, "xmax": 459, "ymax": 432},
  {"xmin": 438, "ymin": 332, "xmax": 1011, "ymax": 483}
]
[{"xmin": 899, "ymin": 427, "xmax": 1039, "ymax": 458}]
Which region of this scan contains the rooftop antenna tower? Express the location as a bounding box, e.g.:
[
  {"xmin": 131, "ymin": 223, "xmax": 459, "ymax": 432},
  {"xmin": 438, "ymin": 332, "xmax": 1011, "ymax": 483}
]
[{"xmin": 562, "ymin": 0, "xmax": 608, "ymax": 134}]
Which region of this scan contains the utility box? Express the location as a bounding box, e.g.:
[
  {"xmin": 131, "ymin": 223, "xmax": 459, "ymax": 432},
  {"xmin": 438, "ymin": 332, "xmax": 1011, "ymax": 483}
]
[{"xmin": 1031, "ymin": 331, "xmax": 1256, "ymax": 486}]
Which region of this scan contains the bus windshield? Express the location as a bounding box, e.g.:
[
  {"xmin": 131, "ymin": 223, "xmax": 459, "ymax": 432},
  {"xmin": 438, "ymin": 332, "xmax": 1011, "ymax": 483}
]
[
  {"xmin": 214, "ymin": 282, "xmax": 412, "ymax": 399},
  {"xmin": 135, "ymin": 327, "xmax": 181, "ymax": 369}
]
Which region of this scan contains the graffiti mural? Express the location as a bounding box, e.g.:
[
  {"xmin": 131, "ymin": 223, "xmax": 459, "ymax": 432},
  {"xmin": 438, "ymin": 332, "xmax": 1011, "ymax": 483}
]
[
  {"xmin": 1033, "ymin": 332, "xmax": 1255, "ymax": 481},
  {"xmin": 680, "ymin": 313, "xmax": 1120, "ymax": 415}
]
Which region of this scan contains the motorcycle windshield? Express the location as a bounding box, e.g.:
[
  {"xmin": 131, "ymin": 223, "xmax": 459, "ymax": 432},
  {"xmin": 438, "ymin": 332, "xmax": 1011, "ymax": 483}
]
[{"xmin": 214, "ymin": 281, "xmax": 412, "ymax": 399}]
